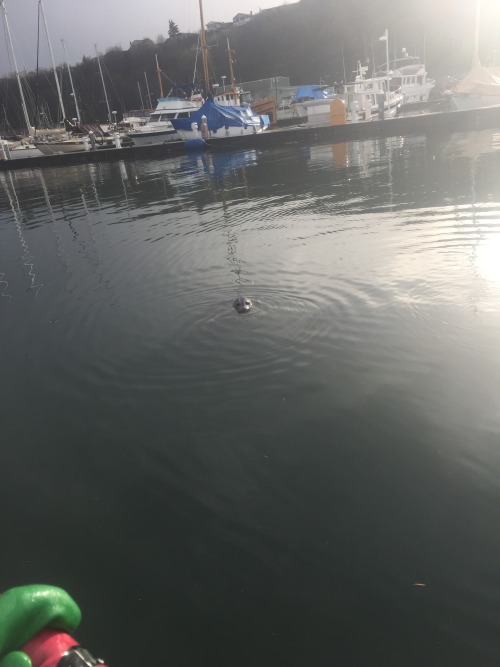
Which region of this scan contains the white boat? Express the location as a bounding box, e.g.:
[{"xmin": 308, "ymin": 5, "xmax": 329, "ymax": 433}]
[
  {"xmin": 376, "ymin": 49, "xmax": 435, "ymax": 106},
  {"xmin": 34, "ymin": 137, "xmax": 91, "ymax": 155},
  {"xmin": 450, "ymin": 0, "xmax": 500, "ymax": 111},
  {"xmin": 4, "ymin": 141, "xmax": 43, "ymax": 159},
  {"xmin": 125, "ymin": 97, "xmax": 200, "ymax": 146},
  {"xmin": 1, "ymin": 0, "xmax": 40, "ymax": 157},
  {"xmin": 450, "ymin": 63, "xmax": 500, "ymax": 111},
  {"xmin": 342, "ymin": 63, "xmax": 403, "ymax": 118}
]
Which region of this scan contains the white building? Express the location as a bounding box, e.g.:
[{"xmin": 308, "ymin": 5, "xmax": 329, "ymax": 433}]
[{"xmin": 233, "ymin": 12, "xmax": 252, "ymax": 26}]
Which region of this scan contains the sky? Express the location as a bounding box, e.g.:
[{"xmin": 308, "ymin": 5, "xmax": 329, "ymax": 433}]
[{"xmin": 1, "ymin": 0, "xmax": 296, "ymax": 76}]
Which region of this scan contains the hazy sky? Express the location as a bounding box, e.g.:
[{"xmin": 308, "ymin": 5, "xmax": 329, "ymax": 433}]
[{"xmin": 1, "ymin": 0, "xmax": 295, "ymax": 76}]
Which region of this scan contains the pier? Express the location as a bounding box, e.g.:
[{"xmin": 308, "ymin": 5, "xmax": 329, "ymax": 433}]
[{"xmin": 2, "ymin": 104, "xmax": 500, "ymax": 171}]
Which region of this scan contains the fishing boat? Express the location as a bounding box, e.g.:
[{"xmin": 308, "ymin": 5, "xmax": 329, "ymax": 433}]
[
  {"xmin": 170, "ymin": 96, "xmax": 269, "ymax": 141},
  {"xmin": 173, "ymin": 1, "xmax": 269, "ymax": 143}
]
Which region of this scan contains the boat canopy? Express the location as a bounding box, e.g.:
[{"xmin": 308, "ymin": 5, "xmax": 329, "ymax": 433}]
[
  {"xmin": 291, "ymin": 85, "xmax": 335, "ymax": 104},
  {"xmin": 171, "ymin": 99, "xmax": 268, "ymax": 133}
]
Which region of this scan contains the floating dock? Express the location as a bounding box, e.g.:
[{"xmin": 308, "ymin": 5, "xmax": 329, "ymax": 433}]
[{"xmin": 2, "ymin": 104, "xmax": 500, "ymax": 171}]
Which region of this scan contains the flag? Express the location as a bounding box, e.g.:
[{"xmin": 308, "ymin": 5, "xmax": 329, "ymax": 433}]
[{"xmin": 379, "ymin": 29, "xmax": 388, "ymax": 42}]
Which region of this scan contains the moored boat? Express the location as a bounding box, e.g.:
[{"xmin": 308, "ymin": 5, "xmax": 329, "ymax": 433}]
[
  {"xmin": 125, "ymin": 97, "xmax": 200, "ymax": 146},
  {"xmin": 291, "ymin": 63, "xmax": 403, "ymax": 126},
  {"xmin": 376, "ymin": 49, "xmax": 435, "ymax": 107},
  {"xmin": 448, "ymin": 0, "xmax": 500, "ymax": 111},
  {"xmin": 171, "ymin": 97, "xmax": 269, "ymax": 141}
]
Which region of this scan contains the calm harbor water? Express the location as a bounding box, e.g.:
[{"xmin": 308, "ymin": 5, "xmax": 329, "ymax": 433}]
[{"xmin": 2, "ymin": 131, "xmax": 500, "ymax": 666}]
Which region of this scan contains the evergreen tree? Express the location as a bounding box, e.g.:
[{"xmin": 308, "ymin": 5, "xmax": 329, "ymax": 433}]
[{"xmin": 168, "ymin": 20, "xmax": 180, "ymax": 39}]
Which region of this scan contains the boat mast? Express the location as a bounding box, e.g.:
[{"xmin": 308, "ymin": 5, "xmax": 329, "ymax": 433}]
[
  {"xmin": 38, "ymin": 0, "xmax": 66, "ymax": 121},
  {"xmin": 155, "ymin": 54, "xmax": 164, "ymax": 98},
  {"xmin": 0, "ymin": 0, "xmax": 33, "ymax": 135},
  {"xmin": 227, "ymin": 38, "xmax": 236, "ymax": 90},
  {"xmin": 95, "ymin": 45, "xmax": 112, "ymax": 123},
  {"xmin": 473, "ymin": 0, "xmax": 481, "ymax": 65},
  {"xmin": 144, "ymin": 71, "xmax": 152, "ymax": 108},
  {"xmin": 137, "ymin": 81, "xmax": 145, "ymax": 109},
  {"xmin": 198, "ymin": 0, "xmax": 210, "ymax": 94},
  {"xmin": 62, "ymin": 39, "xmax": 81, "ymax": 124},
  {"xmin": 379, "ymin": 28, "xmax": 390, "ymax": 107}
]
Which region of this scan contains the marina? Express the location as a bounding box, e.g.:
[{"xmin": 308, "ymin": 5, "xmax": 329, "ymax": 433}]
[
  {"xmin": 4, "ymin": 0, "xmax": 500, "ymax": 665},
  {"xmin": 2, "ymin": 102, "xmax": 500, "ymax": 170}
]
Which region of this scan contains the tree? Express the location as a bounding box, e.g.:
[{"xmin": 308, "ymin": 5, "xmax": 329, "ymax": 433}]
[{"xmin": 168, "ymin": 20, "xmax": 180, "ymax": 39}]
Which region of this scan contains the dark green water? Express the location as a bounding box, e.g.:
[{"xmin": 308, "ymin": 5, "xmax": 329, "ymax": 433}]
[{"xmin": 2, "ymin": 131, "xmax": 500, "ymax": 666}]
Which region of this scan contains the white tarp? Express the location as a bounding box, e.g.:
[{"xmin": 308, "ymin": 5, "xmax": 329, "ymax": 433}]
[{"xmin": 456, "ymin": 63, "xmax": 500, "ymax": 96}]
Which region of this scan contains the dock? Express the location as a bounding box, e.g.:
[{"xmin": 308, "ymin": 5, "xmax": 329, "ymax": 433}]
[{"xmin": 2, "ymin": 104, "xmax": 500, "ymax": 171}]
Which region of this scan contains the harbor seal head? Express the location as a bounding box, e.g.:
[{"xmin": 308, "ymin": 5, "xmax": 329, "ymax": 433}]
[{"xmin": 233, "ymin": 297, "xmax": 252, "ymax": 313}]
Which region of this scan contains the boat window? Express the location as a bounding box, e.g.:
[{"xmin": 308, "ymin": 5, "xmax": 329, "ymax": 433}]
[
  {"xmin": 149, "ymin": 116, "xmax": 160, "ymax": 123},
  {"xmin": 417, "ymin": 76, "xmax": 423, "ymax": 84},
  {"xmin": 177, "ymin": 112, "xmax": 191, "ymax": 118}
]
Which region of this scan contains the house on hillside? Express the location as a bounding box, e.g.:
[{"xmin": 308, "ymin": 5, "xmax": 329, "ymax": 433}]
[
  {"xmin": 233, "ymin": 12, "xmax": 252, "ymax": 26},
  {"xmin": 206, "ymin": 21, "xmax": 229, "ymax": 31},
  {"xmin": 129, "ymin": 38, "xmax": 155, "ymax": 50}
]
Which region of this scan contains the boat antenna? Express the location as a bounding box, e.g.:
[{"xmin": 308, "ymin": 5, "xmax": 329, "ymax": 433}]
[
  {"xmin": 198, "ymin": 0, "xmax": 210, "ymax": 94},
  {"xmin": 62, "ymin": 38, "xmax": 81, "ymax": 124},
  {"xmin": 39, "ymin": 0, "xmax": 66, "ymax": 121},
  {"xmin": 1, "ymin": 0, "xmax": 33, "ymax": 135},
  {"xmin": 155, "ymin": 53, "xmax": 164, "ymax": 98}
]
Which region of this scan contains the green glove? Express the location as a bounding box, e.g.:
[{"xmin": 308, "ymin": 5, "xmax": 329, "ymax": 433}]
[{"xmin": 0, "ymin": 585, "xmax": 81, "ymax": 667}]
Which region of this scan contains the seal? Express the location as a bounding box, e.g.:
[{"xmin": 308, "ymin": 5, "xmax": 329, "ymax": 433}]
[{"xmin": 233, "ymin": 297, "xmax": 252, "ymax": 313}]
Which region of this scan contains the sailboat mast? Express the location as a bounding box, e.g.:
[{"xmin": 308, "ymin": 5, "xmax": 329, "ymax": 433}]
[
  {"xmin": 144, "ymin": 71, "xmax": 152, "ymax": 108},
  {"xmin": 62, "ymin": 39, "xmax": 81, "ymax": 123},
  {"xmin": 198, "ymin": 0, "xmax": 210, "ymax": 94},
  {"xmin": 38, "ymin": 0, "xmax": 66, "ymax": 121},
  {"xmin": 1, "ymin": 0, "xmax": 32, "ymax": 134},
  {"xmin": 473, "ymin": 0, "xmax": 481, "ymax": 65},
  {"xmin": 155, "ymin": 54, "xmax": 164, "ymax": 98},
  {"xmin": 137, "ymin": 81, "xmax": 144, "ymax": 109},
  {"xmin": 95, "ymin": 45, "xmax": 112, "ymax": 123}
]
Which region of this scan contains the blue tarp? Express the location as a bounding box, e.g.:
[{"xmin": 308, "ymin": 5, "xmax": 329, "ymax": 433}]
[
  {"xmin": 171, "ymin": 98, "xmax": 268, "ymax": 134},
  {"xmin": 291, "ymin": 85, "xmax": 335, "ymax": 104}
]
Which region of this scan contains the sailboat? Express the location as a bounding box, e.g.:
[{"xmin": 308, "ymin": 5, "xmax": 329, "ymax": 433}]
[
  {"xmin": 0, "ymin": 0, "xmax": 43, "ymax": 159},
  {"xmin": 450, "ymin": 0, "xmax": 500, "ymax": 111},
  {"xmin": 124, "ymin": 55, "xmax": 200, "ymax": 146}
]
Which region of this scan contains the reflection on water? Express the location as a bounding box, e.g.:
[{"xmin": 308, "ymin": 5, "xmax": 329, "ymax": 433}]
[{"xmin": 2, "ymin": 131, "xmax": 500, "ymax": 667}]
